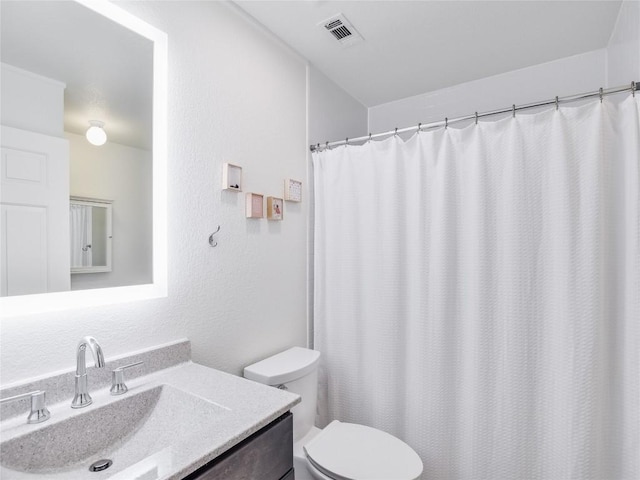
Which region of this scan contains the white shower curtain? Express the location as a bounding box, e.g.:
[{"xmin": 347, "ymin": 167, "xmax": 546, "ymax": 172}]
[
  {"xmin": 70, "ymin": 204, "xmax": 92, "ymax": 267},
  {"xmin": 313, "ymin": 96, "xmax": 639, "ymax": 480}
]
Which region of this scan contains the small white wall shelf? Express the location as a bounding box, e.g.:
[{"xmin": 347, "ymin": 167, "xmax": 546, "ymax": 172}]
[
  {"xmin": 246, "ymin": 193, "xmax": 264, "ymax": 218},
  {"xmin": 267, "ymin": 196, "xmax": 283, "ymax": 220},
  {"xmin": 222, "ymin": 163, "xmax": 243, "ymax": 191},
  {"xmin": 284, "ymin": 178, "xmax": 302, "ymax": 202}
]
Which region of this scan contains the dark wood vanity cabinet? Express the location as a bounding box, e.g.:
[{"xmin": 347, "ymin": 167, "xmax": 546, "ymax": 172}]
[
  {"xmin": 184, "ymin": 412, "xmax": 294, "ymax": 480},
  {"xmin": 280, "ymin": 470, "xmax": 295, "ymax": 480}
]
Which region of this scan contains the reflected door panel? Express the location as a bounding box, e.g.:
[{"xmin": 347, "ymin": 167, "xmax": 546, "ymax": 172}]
[
  {"xmin": 0, "ymin": 126, "xmax": 70, "ymax": 297},
  {"xmin": 1, "ymin": 205, "xmax": 47, "ymax": 296}
]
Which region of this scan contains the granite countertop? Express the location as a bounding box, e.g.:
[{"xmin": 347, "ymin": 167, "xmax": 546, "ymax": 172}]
[
  {"xmin": 0, "ymin": 342, "xmax": 300, "ymax": 480},
  {"xmin": 138, "ymin": 361, "xmax": 300, "ymax": 479}
]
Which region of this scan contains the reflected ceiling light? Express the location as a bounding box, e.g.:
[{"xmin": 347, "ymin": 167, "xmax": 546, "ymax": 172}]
[{"xmin": 86, "ymin": 120, "xmax": 107, "ymax": 146}]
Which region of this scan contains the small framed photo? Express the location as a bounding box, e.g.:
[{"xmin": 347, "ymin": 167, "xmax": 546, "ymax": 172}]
[
  {"xmin": 267, "ymin": 196, "xmax": 283, "ymax": 220},
  {"xmin": 246, "ymin": 193, "xmax": 263, "ymax": 218},
  {"xmin": 284, "ymin": 178, "xmax": 302, "ymax": 202}
]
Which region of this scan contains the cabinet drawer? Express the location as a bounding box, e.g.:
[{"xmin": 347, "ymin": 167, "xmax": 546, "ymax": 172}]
[{"xmin": 184, "ymin": 412, "xmax": 293, "ymax": 480}]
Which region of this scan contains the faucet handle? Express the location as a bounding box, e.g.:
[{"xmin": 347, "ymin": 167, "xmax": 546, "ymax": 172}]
[
  {"xmin": 0, "ymin": 390, "xmax": 51, "ymax": 424},
  {"xmin": 110, "ymin": 361, "xmax": 144, "ymax": 395}
]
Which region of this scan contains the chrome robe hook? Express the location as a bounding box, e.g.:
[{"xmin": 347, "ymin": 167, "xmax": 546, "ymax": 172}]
[{"xmin": 209, "ymin": 225, "xmax": 221, "ymax": 247}]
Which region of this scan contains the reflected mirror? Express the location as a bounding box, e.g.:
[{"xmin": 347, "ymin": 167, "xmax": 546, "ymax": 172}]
[
  {"xmin": 1, "ymin": 1, "xmax": 159, "ymax": 298},
  {"xmin": 70, "ymin": 197, "xmax": 113, "ymax": 274},
  {"xmin": 0, "ymin": 0, "xmax": 166, "ymax": 314}
]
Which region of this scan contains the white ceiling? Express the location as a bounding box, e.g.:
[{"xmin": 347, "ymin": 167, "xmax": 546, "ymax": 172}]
[
  {"xmin": 235, "ymin": 1, "xmax": 623, "ymax": 107},
  {"xmin": 1, "ymin": 1, "xmax": 153, "ymax": 150}
]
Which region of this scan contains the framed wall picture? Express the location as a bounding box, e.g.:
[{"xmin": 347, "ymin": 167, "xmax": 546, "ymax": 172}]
[
  {"xmin": 284, "ymin": 178, "xmax": 302, "ymax": 202},
  {"xmin": 267, "ymin": 196, "xmax": 283, "ymax": 220},
  {"xmin": 246, "ymin": 193, "xmax": 263, "ymax": 218}
]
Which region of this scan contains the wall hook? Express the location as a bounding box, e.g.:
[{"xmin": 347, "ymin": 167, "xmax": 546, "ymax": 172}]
[{"xmin": 209, "ymin": 225, "xmax": 221, "ymax": 247}]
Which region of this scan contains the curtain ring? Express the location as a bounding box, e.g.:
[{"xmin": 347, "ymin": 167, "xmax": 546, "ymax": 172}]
[
  {"xmin": 512, "ymin": 104, "xmax": 516, "ymax": 118},
  {"xmin": 475, "ymin": 112, "xmax": 478, "ymax": 125},
  {"xmin": 555, "ymin": 96, "xmax": 559, "ymax": 111},
  {"xmin": 445, "ymin": 118, "xmax": 448, "ymax": 129},
  {"xmin": 632, "ymin": 81, "xmax": 636, "ymax": 98},
  {"xmin": 599, "ymin": 87, "xmax": 603, "ymax": 103}
]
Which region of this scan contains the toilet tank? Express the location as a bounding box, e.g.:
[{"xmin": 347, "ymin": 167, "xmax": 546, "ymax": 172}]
[{"xmin": 244, "ymin": 347, "xmax": 320, "ymax": 441}]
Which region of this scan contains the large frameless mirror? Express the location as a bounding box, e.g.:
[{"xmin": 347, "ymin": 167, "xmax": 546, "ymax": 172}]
[{"xmin": 0, "ymin": 1, "xmax": 167, "ymax": 316}]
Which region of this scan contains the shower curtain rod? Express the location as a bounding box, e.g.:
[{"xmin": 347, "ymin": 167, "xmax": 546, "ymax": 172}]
[{"xmin": 310, "ymin": 81, "xmax": 638, "ymax": 152}]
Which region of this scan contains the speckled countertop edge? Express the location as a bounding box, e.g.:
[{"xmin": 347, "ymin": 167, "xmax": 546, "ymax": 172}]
[{"xmin": 149, "ymin": 363, "xmax": 300, "ymax": 480}]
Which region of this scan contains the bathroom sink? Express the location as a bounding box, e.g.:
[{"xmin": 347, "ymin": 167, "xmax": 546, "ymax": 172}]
[{"xmin": 0, "ymin": 384, "xmax": 230, "ymax": 479}]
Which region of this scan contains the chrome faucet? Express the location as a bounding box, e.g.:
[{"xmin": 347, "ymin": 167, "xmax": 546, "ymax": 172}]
[{"xmin": 71, "ymin": 336, "xmax": 105, "ymax": 408}]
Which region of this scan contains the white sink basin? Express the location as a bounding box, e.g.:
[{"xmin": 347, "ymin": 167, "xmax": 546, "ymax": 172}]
[{"xmin": 0, "ymin": 384, "xmax": 229, "ymax": 479}]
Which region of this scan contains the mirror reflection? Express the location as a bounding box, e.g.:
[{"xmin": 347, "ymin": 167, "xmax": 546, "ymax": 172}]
[
  {"xmin": 70, "ymin": 198, "xmax": 112, "ymax": 273},
  {"xmin": 0, "ymin": 1, "xmax": 153, "ymax": 296}
]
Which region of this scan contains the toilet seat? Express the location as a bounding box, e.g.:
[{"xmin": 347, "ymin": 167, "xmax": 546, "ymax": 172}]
[{"xmin": 303, "ymin": 420, "xmax": 423, "ymax": 480}]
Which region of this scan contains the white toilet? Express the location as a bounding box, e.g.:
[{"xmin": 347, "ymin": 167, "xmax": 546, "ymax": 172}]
[{"xmin": 244, "ymin": 347, "xmax": 423, "ymax": 480}]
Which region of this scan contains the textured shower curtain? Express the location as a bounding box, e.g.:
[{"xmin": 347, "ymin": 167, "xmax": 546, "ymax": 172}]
[
  {"xmin": 313, "ymin": 96, "xmax": 639, "ymax": 480},
  {"xmin": 70, "ymin": 204, "xmax": 92, "ymax": 267}
]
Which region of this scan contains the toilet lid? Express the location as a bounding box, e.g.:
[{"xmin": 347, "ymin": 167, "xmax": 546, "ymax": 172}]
[{"xmin": 303, "ymin": 420, "xmax": 423, "ymax": 480}]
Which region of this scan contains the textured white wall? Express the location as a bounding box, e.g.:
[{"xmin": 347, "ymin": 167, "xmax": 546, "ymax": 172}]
[
  {"xmin": 0, "ymin": 1, "xmax": 308, "ymax": 385},
  {"xmin": 606, "ymin": 0, "xmax": 640, "ymax": 87},
  {"xmin": 368, "ymin": 49, "xmax": 607, "ymax": 134},
  {"xmin": 0, "ymin": 63, "xmax": 65, "ymax": 137},
  {"xmin": 308, "ymin": 66, "xmax": 368, "ymax": 146},
  {"xmin": 67, "ymin": 132, "xmax": 152, "ymax": 291}
]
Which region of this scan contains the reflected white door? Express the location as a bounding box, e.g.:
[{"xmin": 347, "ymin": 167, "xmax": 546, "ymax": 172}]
[{"xmin": 0, "ymin": 126, "xmax": 70, "ymax": 296}]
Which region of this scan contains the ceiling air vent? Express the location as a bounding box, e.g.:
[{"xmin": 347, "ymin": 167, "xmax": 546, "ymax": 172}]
[{"xmin": 319, "ymin": 14, "xmax": 363, "ymax": 48}]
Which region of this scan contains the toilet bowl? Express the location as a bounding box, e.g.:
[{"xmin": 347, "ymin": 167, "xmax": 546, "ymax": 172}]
[{"xmin": 244, "ymin": 347, "xmax": 423, "ymax": 480}]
